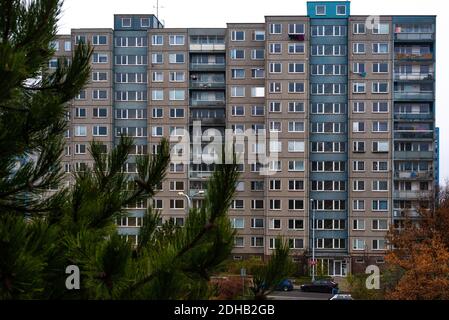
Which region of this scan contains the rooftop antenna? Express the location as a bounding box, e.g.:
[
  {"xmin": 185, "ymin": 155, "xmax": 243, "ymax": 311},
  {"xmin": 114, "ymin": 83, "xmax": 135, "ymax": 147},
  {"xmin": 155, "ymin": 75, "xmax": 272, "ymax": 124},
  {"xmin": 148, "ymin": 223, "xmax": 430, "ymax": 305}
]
[{"xmin": 153, "ymin": 0, "xmax": 165, "ymax": 21}]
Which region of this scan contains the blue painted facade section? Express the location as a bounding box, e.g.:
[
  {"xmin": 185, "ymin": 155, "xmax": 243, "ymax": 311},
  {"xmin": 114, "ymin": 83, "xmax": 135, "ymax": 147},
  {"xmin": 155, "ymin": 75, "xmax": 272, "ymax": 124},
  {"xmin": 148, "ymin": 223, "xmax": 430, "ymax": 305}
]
[
  {"xmin": 435, "ymin": 127, "xmax": 439, "ymax": 186},
  {"xmin": 309, "ymin": 16, "xmax": 349, "ymax": 255},
  {"xmin": 307, "ymin": 1, "xmax": 350, "ymax": 19}
]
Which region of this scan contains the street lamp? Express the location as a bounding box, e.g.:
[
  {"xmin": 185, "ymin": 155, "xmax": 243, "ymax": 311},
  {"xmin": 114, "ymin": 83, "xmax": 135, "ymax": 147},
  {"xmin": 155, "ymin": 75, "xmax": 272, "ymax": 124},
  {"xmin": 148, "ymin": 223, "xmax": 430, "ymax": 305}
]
[
  {"xmin": 178, "ymin": 190, "xmax": 204, "ymax": 210},
  {"xmin": 310, "ymin": 198, "xmax": 316, "ymax": 282}
]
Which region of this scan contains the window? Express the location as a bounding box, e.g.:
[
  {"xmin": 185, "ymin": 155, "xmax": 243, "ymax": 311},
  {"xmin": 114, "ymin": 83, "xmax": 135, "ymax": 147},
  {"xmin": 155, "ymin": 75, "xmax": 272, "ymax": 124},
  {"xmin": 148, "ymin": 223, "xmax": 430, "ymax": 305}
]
[
  {"xmin": 372, "ymin": 82, "xmax": 389, "ymax": 93},
  {"xmin": 373, "ymin": 23, "xmax": 390, "ymax": 35},
  {"xmin": 372, "ymin": 219, "xmax": 388, "ymax": 230},
  {"xmin": 373, "ymin": 141, "xmax": 389, "ymax": 153},
  {"xmin": 353, "ymin": 102, "xmax": 365, "ymax": 113},
  {"xmin": 353, "ymin": 62, "xmax": 365, "ymax": 74},
  {"xmin": 169, "ymin": 89, "xmax": 185, "ymax": 101},
  {"xmin": 353, "ymin": 121, "xmax": 365, "ymax": 133},
  {"xmin": 169, "ymin": 71, "xmax": 185, "ymax": 82},
  {"xmin": 231, "ymin": 87, "xmax": 245, "ymax": 97},
  {"xmin": 251, "ymin": 218, "xmax": 264, "ymax": 228},
  {"xmin": 152, "ymin": 35, "xmax": 163, "ymax": 45},
  {"xmin": 152, "ymin": 126, "xmax": 163, "ymax": 137},
  {"xmin": 288, "ymin": 43, "xmax": 305, "ymax": 54},
  {"xmin": 288, "ymin": 141, "xmax": 304, "ymax": 152},
  {"xmin": 152, "ymin": 53, "xmax": 163, "ymax": 64},
  {"xmin": 373, "ymin": 101, "xmax": 389, "ymax": 113},
  {"xmin": 251, "ymin": 181, "xmax": 264, "ymax": 191},
  {"xmin": 373, "ymin": 43, "xmax": 389, "ymax": 54},
  {"xmin": 288, "ymin": 102, "xmax": 304, "ymax": 113},
  {"xmin": 269, "ymin": 141, "xmax": 281, "ymax": 153},
  {"xmin": 353, "ymin": 200, "xmax": 365, "ymax": 211},
  {"xmin": 251, "ymin": 49, "xmax": 265, "ymax": 60},
  {"xmin": 251, "ymin": 237, "xmax": 264, "ymax": 247},
  {"xmin": 231, "ymin": 105, "xmax": 244, "ymax": 116},
  {"xmin": 372, "ymin": 121, "xmax": 388, "ymax": 132},
  {"xmin": 269, "ymin": 62, "xmax": 282, "ymax": 73},
  {"xmin": 170, "ymin": 199, "xmax": 184, "ymax": 209},
  {"xmin": 152, "ymin": 71, "xmax": 163, "ymax": 82},
  {"xmin": 288, "ymin": 82, "xmax": 304, "ymax": 93},
  {"xmin": 170, "ymin": 108, "xmax": 185, "ymax": 118},
  {"xmin": 373, "ymin": 161, "xmax": 388, "ymax": 172},
  {"xmin": 231, "ymin": 30, "xmax": 245, "ymax": 41},
  {"xmin": 51, "ymin": 41, "xmax": 59, "ymax": 51},
  {"xmin": 254, "ymin": 31, "xmax": 265, "ymax": 41},
  {"xmin": 353, "ymin": 180, "xmax": 365, "ymax": 191},
  {"xmin": 269, "ymin": 218, "xmax": 281, "ymax": 228},
  {"xmin": 141, "ymin": 18, "xmax": 150, "ymax": 27},
  {"xmin": 269, "ymin": 43, "xmax": 282, "ymax": 54},
  {"xmin": 64, "ymin": 41, "xmax": 71, "ymax": 51},
  {"xmin": 372, "ymin": 200, "xmax": 388, "ymax": 211},
  {"xmin": 252, "ymin": 68, "xmax": 265, "ymax": 78},
  {"xmin": 93, "ymin": 126, "xmax": 107, "ymax": 136},
  {"xmin": 231, "ymin": 69, "xmax": 245, "ymax": 79},
  {"xmin": 169, "ymin": 35, "xmax": 185, "ymax": 45},
  {"xmin": 336, "ymin": 5, "xmax": 346, "ymax": 15},
  {"xmin": 48, "ymin": 58, "xmax": 58, "ymax": 69},
  {"xmin": 251, "ymin": 199, "xmax": 264, "ymax": 210},
  {"xmin": 288, "ymin": 121, "xmax": 304, "ymax": 132},
  {"xmin": 169, "ymin": 53, "xmax": 185, "ymax": 64},
  {"xmin": 75, "ymin": 108, "xmax": 86, "ymax": 118},
  {"xmin": 92, "ymin": 72, "xmax": 107, "ymax": 81},
  {"xmin": 288, "ymin": 199, "xmax": 304, "ymax": 210},
  {"xmin": 269, "ymin": 102, "xmax": 281, "ymax": 113},
  {"xmin": 92, "ymin": 35, "xmax": 107, "ymax": 45},
  {"xmin": 288, "ymin": 180, "xmax": 304, "ymax": 191},
  {"xmin": 288, "ymin": 161, "xmax": 304, "ymax": 172},
  {"xmin": 251, "ymin": 87, "xmax": 265, "ymax": 98},
  {"xmin": 373, "ymin": 63, "xmax": 389, "ymax": 73},
  {"xmin": 316, "ymin": 5, "xmax": 326, "ymax": 15},
  {"xmin": 231, "ymin": 199, "xmax": 244, "ymax": 209},
  {"xmin": 93, "ymin": 108, "xmax": 107, "ymax": 118},
  {"xmin": 353, "ymin": 219, "xmax": 365, "ymax": 230},
  {"xmin": 353, "ymin": 23, "xmax": 365, "ymax": 34},
  {"xmin": 75, "ymin": 90, "xmax": 86, "ymax": 100},
  {"xmin": 353, "ymin": 82, "xmax": 366, "ymax": 93},
  {"xmin": 252, "ymin": 105, "xmax": 265, "ymax": 116},
  {"xmin": 74, "ymin": 126, "xmax": 87, "ymax": 137},
  {"xmin": 231, "ymin": 218, "xmax": 245, "ymax": 229},
  {"xmin": 372, "ymin": 239, "xmax": 387, "ymax": 250},
  {"xmin": 288, "ymin": 219, "xmax": 304, "ymax": 230},
  {"xmin": 152, "ymin": 108, "xmax": 163, "ymax": 118},
  {"xmin": 353, "ymin": 239, "xmax": 366, "ymax": 250},
  {"xmin": 152, "ymin": 90, "xmax": 163, "ymax": 101},
  {"xmin": 269, "ymin": 23, "xmax": 282, "ymax": 34},
  {"xmin": 373, "ymin": 180, "xmax": 388, "ymax": 191},
  {"xmin": 353, "ymin": 160, "xmax": 365, "ymax": 171},
  {"xmin": 288, "ymin": 23, "xmax": 305, "ymax": 34},
  {"xmin": 353, "ymin": 43, "xmax": 365, "ymax": 54},
  {"xmin": 92, "ymin": 90, "xmax": 107, "ymax": 100},
  {"xmin": 121, "ymin": 18, "xmax": 131, "ymax": 27},
  {"xmin": 75, "ymin": 35, "xmax": 86, "ymax": 44},
  {"xmin": 230, "ymin": 49, "xmax": 245, "ymax": 60},
  {"xmin": 288, "ymin": 63, "xmax": 304, "ymax": 73},
  {"xmin": 75, "ymin": 144, "xmax": 86, "ymax": 155}
]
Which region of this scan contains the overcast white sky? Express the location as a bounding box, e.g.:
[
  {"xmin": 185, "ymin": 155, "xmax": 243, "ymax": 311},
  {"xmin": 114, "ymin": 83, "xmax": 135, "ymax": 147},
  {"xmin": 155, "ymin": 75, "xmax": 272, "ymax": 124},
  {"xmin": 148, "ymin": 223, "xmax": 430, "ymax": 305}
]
[{"xmin": 58, "ymin": 0, "xmax": 447, "ymax": 184}]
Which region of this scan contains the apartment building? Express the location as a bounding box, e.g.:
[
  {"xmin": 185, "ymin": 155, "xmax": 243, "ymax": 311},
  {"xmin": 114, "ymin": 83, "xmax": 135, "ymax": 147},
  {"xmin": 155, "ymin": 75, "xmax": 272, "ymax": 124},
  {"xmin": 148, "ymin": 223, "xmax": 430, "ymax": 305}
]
[{"xmin": 52, "ymin": 1, "xmax": 437, "ymax": 276}]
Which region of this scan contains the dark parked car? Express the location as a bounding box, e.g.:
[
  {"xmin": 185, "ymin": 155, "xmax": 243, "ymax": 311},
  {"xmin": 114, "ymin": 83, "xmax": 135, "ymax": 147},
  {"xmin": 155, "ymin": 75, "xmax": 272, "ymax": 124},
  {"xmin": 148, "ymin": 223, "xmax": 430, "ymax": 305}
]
[
  {"xmin": 300, "ymin": 280, "xmax": 338, "ymax": 293},
  {"xmin": 275, "ymin": 279, "xmax": 294, "ymax": 291}
]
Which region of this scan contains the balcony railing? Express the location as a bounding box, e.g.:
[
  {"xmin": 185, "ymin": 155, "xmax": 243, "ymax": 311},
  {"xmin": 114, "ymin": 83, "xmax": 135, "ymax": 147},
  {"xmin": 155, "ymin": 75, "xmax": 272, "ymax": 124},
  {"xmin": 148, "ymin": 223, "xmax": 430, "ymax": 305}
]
[
  {"xmin": 394, "ymin": 131, "xmax": 434, "ymax": 140},
  {"xmin": 190, "ymin": 99, "xmax": 225, "ymax": 106},
  {"xmin": 394, "ymin": 73, "xmax": 434, "ymax": 81},
  {"xmin": 394, "ymin": 33, "xmax": 434, "ymax": 41},
  {"xmin": 394, "ymin": 91, "xmax": 434, "ymax": 100},
  {"xmin": 189, "ymin": 117, "xmax": 226, "ymax": 125},
  {"xmin": 189, "ymin": 44, "xmax": 226, "ymax": 51},
  {"xmin": 393, "ymin": 190, "xmax": 433, "ymax": 200},
  {"xmin": 394, "ymin": 113, "xmax": 433, "ymax": 121},
  {"xmin": 189, "ymin": 171, "xmax": 213, "ymax": 179},
  {"xmin": 189, "ymin": 63, "xmax": 226, "ymax": 72},
  {"xmin": 395, "ymin": 53, "xmax": 433, "ymax": 61},
  {"xmin": 190, "ymin": 82, "xmax": 225, "ymax": 89},
  {"xmin": 394, "ymin": 151, "xmax": 434, "ymax": 159},
  {"xmin": 394, "ymin": 171, "xmax": 433, "ymax": 179}
]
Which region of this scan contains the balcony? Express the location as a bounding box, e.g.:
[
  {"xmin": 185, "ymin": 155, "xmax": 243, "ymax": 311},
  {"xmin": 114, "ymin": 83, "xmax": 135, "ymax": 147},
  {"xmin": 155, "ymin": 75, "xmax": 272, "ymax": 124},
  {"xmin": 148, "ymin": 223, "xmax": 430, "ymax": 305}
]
[
  {"xmin": 189, "ymin": 117, "xmax": 226, "ymax": 126},
  {"xmin": 190, "ymin": 99, "xmax": 225, "ymax": 107},
  {"xmin": 394, "ymin": 131, "xmax": 434, "ymax": 140},
  {"xmin": 393, "ymin": 190, "xmax": 433, "ymax": 200},
  {"xmin": 394, "ymin": 91, "xmax": 434, "ymax": 100},
  {"xmin": 394, "ymin": 73, "xmax": 434, "ymax": 81},
  {"xmin": 394, "ymin": 171, "xmax": 433, "ymax": 180},
  {"xmin": 189, "ymin": 43, "xmax": 226, "ymax": 52},
  {"xmin": 394, "ymin": 33, "xmax": 434, "ymax": 42},
  {"xmin": 190, "ymin": 81, "xmax": 225, "ymax": 90},
  {"xmin": 393, "ymin": 209, "xmax": 421, "ymax": 218},
  {"xmin": 189, "ymin": 63, "xmax": 226, "ymax": 72},
  {"xmin": 394, "ymin": 113, "xmax": 433, "ymax": 121},
  {"xmin": 395, "ymin": 53, "xmax": 433, "ymax": 61},
  {"xmin": 189, "ymin": 171, "xmax": 213, "ymax": 179},
  {"xmin": 394, "ymin": 151, "xmax": 434, "ymax": 160}
]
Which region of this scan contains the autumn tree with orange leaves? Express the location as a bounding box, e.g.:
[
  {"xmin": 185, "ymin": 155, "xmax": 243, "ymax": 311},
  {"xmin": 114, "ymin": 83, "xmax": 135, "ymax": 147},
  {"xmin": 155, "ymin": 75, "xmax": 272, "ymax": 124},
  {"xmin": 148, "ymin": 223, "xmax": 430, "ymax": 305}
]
[{"xmin": 385, "ymin": 185, "xmax": 449, "ymax": 299}]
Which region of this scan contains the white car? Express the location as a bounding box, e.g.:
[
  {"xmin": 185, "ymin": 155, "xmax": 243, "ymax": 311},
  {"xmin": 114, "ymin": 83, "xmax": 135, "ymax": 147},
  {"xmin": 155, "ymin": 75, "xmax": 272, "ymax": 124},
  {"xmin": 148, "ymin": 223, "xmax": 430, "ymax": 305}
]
[{"xmin": 329, "ymin": 294, "xmax": 354, "ymax": 300}]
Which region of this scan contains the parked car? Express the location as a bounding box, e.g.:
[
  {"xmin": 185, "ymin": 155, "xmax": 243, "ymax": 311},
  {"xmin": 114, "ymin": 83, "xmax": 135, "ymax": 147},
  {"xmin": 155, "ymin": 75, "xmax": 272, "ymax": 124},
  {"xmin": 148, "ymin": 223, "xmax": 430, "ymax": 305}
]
[
  {"xmin": 275, "ymin": 279, "xmax": 294, "ymax": 291},
  {"xmin": 329, "ymin": 294, "xmax": 354, "ymax": 300},
  {"xmin": 300, "ymin": 279, "xmax": 338, "ymax": 293}
]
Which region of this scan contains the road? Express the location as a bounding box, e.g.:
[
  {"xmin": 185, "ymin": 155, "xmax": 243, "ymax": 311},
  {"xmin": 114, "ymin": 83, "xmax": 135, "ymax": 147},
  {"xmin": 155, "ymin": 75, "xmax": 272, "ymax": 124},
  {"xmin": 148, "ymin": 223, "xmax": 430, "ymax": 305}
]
[{"xmin": 267, "ymin": 289, "xmax": 333, "ymax": 300}]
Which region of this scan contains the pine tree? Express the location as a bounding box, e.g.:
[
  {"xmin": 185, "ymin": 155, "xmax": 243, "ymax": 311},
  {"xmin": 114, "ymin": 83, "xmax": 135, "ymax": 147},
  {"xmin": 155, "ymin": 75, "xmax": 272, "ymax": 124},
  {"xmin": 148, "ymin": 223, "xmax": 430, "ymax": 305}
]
[{"xmin": 0, "ymin": 0, "xmax": 240, "ymax": 299}]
